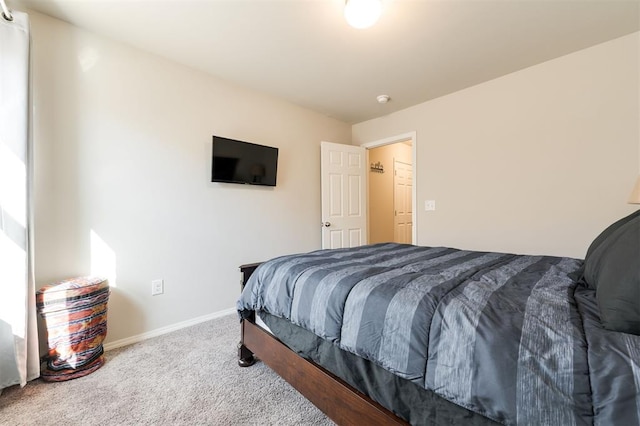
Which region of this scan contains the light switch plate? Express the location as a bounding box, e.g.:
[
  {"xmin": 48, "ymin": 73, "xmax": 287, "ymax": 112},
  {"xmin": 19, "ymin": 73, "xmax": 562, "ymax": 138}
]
[{"xmin": 425, "ymin": 200, "xmax": 436, "ymax": 211}]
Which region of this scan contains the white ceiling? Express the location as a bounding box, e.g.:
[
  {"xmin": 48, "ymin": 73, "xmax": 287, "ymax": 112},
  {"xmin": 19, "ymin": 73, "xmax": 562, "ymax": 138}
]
[{"xmin": 12, "ymin": 0, "xmax": 640, "ymax": 124}]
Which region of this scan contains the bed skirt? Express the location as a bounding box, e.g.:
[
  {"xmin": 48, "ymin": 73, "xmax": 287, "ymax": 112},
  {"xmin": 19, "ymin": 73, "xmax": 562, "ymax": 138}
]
[{"xmin": 260, "ymin": 312, "xmax": 498, "ymax": 426}]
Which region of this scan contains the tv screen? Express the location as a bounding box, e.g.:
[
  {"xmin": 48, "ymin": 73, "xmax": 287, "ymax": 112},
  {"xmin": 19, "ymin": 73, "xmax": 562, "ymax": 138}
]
[{"xmin": 211, "ymin": 136, "xmax": 279, "ymax": 186}]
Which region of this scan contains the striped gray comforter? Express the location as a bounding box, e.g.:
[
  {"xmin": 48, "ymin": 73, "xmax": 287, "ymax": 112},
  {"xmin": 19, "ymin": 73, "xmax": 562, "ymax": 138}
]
[{"xmin": 237, "ymin": 243, "xmax": 640, "ymax": 425}]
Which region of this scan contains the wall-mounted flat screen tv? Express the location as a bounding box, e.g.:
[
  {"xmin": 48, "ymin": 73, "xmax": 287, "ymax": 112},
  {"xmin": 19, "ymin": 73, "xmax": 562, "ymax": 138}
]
[{"xmin": 211, "ymin": 136, "xmax": 279, "ymax": 186}]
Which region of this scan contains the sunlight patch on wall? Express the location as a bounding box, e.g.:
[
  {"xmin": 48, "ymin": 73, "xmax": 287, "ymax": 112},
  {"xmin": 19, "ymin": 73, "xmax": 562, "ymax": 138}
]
[{"xmin": 90, "ymin": 230, "xmax": 117, "ymax": 288}]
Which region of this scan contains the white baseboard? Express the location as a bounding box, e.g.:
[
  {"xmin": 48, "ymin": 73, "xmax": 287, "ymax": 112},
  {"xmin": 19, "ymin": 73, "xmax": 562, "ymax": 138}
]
[{"xmin": 103, "ymin": 307, "xmax": 237, "ymax": 352}]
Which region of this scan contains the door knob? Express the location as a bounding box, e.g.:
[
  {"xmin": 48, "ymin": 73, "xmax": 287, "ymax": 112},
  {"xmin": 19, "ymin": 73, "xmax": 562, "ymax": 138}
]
[{"xmin": 322, "ymin": 222, "xmax": 331, "ymax": 227}]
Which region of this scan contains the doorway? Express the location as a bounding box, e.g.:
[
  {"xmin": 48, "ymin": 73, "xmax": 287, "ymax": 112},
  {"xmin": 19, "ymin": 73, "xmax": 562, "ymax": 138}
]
[{"xmin": 364, "ymin": 133, "xmax": 415, "ymax": 245}]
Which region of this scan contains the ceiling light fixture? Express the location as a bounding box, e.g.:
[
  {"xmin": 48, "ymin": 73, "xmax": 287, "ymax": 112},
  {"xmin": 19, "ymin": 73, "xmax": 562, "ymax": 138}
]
[
  {"xmin": 376, "ymin": 94, "xmax": 390, "ymax": 104},
  {"xmin": 344, "ymin": 0, "xmax": 382, "ymax": 29}
]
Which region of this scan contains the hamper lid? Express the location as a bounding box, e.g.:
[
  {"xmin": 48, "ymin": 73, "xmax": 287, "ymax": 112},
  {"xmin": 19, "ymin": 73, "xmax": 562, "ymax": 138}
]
[{"xmin": 36, "ymin": 276, "xmax": 109, "ymax": 306}]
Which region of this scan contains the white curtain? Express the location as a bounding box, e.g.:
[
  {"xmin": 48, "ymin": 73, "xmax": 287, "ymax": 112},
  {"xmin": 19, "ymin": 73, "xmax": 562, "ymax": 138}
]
[{"xmin": 0, "ymin": 9, "xmax": 39, "ymax": 391}]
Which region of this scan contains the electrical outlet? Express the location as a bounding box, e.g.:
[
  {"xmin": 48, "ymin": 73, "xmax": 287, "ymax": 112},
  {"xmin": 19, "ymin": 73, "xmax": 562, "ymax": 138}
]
[{"xmin": 151, "ymin": 279, "xmax": 164, "ymax": 296}]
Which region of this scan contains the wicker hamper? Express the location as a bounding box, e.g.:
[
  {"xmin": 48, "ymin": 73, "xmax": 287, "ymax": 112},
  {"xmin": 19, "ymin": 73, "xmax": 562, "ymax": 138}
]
[{"xmin": 35, "ymin": 277, "xmax": 110, "ymax": 382}]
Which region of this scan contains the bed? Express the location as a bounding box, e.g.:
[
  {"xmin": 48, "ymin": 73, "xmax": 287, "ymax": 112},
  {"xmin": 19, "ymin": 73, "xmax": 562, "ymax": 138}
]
[{"xmin": 237, "ymin": 211, "xmax": 640, "ymax": 425}]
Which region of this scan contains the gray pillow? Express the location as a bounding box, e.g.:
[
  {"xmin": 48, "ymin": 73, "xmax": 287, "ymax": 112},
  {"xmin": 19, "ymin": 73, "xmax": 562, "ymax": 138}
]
[
  {"xmin": 585, "ymin": 211, "xmax": 640, "ymax": 265},
  {"xmin": 583, "ymin": 210, "xmax": 640, "ymax": 289},
  {"xmin": 584, "ymin": 214, "xmax": 640, "ymax": 335}
]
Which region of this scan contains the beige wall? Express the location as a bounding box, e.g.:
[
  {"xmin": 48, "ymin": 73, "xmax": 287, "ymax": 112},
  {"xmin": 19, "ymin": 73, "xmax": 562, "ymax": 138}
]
[
  {"xmin": 368, "ymin": 143, "xmax": 412, "ymax": 243},
  {"xmin": 30, "ymin": 12, "xmax": 351, "ymax": 344},
  {"xmin": 25, "ymin": 11, "xmax": 640, "ymax": 344},
  {"xmin": 354, "ymin": 33, "xmax": 639, "ymax": 259}
]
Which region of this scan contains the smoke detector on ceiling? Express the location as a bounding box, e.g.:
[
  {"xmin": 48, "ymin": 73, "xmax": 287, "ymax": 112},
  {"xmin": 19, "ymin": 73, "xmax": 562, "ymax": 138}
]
[{"xmin": 376, "ymin": 95, "xmax": 390, "ymax": 104}]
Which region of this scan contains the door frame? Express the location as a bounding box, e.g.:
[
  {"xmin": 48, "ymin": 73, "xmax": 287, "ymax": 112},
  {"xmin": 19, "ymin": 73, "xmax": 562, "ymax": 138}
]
[{"xmin": 361, "ymin": 131, "xmax": 417, "ymax": 245}]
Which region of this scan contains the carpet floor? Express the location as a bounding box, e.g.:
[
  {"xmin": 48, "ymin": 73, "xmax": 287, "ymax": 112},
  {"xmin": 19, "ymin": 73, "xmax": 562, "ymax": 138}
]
[{"xmin": 0, "ymin": 314, "xmax": 334, "ymax": 425}]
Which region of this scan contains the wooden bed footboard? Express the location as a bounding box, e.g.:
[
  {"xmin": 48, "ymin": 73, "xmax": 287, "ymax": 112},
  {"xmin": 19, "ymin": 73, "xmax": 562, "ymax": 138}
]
[{"xmin": 239, "ymin": 317, "xmax": 408, "ymax": 425}]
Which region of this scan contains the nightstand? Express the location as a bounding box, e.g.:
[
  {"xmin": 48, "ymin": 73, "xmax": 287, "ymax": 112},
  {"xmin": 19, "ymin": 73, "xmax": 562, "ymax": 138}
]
[
  {"xmin": 238, "ymin": 262, "xmax": 262, "ymax": 367},
  {"xmin": 239, "ymin": 262, "xmax": 262, "ymax": 291}
]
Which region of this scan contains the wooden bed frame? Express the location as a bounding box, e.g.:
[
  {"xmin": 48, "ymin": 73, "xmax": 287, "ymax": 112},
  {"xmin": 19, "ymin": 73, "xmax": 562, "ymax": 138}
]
[{"xmin": 237, "ymin": 263, "xmax": 408, "ymax": 425}]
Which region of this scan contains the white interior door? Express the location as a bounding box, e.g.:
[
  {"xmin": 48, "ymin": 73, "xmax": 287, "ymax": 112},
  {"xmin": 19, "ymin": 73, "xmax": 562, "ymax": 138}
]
[
  {"xmin": 394, "ymin": 160, "xmax": 413, "ymax": 244},
  {"xmin": 321, "ymin": 141, "xmax": 367, "ymax": 249}
]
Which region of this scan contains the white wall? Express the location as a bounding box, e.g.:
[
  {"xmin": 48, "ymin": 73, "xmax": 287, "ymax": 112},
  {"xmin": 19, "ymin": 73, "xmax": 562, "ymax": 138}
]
[
  {"xmin": 30, "ymin": 12, "xmax": 351, "ymax": 344},
  {"xmin": 353, "ymin": 33, "xmax": 639, "ymax": 259}
]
